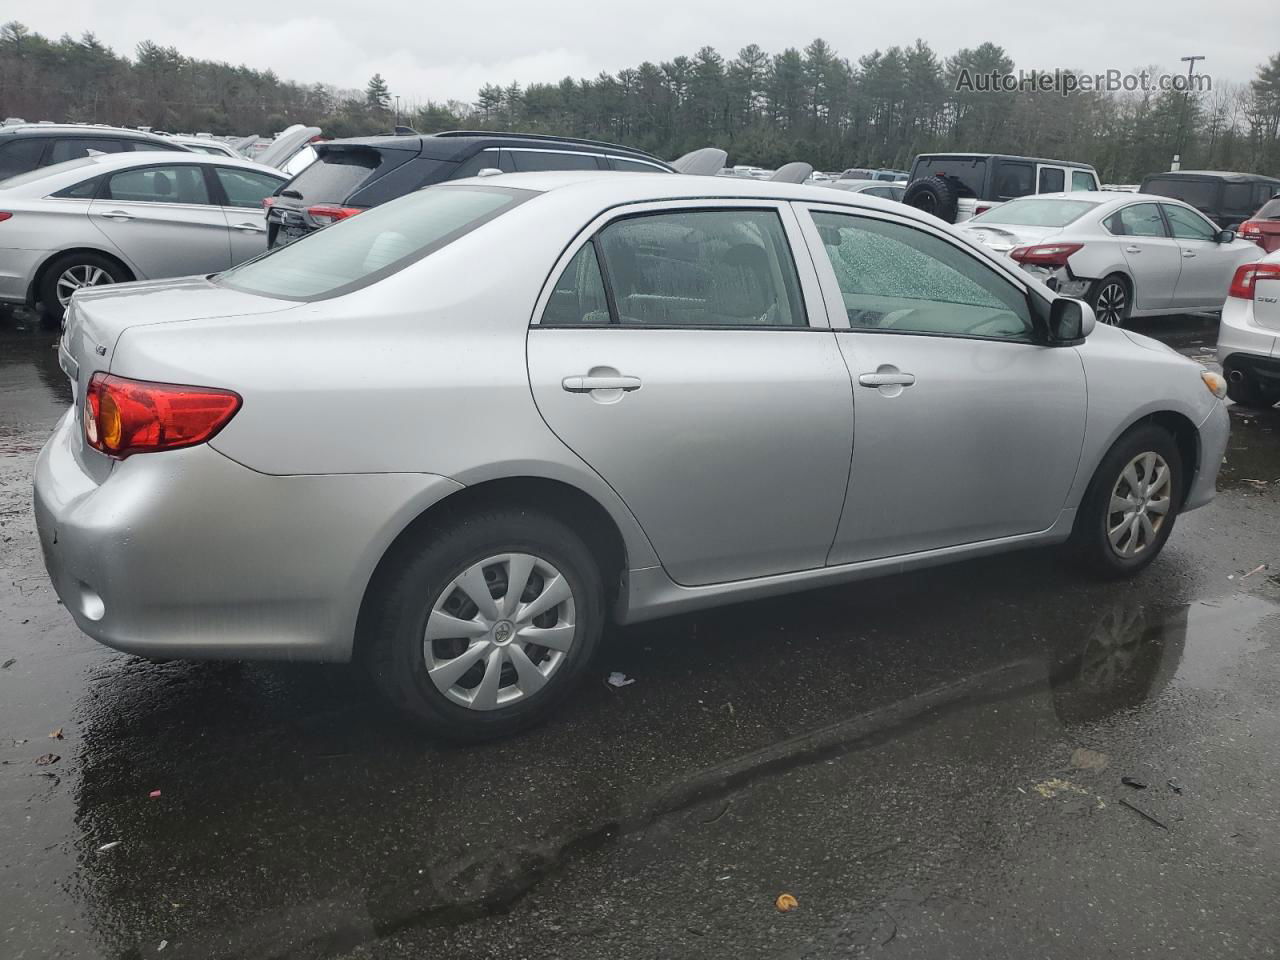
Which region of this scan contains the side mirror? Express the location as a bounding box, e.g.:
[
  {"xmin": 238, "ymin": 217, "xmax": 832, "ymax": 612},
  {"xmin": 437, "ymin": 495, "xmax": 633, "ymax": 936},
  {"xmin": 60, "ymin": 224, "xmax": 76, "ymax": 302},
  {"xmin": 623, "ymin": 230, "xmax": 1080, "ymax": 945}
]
[
  {"xmin": 1217, "ymin": 229, "xmax": 1236, "ymax": 243},
  {"xmin": 1048, "ymin": 297, "xmax": 1094, "ymax": 343}
]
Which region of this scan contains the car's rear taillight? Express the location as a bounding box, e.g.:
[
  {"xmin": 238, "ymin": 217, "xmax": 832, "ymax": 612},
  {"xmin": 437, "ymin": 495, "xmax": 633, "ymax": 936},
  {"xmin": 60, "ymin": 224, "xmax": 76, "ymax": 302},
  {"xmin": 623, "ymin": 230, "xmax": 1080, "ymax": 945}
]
[
  {"xmin": 1240, "ymin": 220, "xmax": 1262, "ymax": 237},
  {"xmin": 262, "ymin": 196, "xmax": 277, "ymax": 210},
  {"xmin": 0, "ymin": 212, "xmax": 12, "ymax": 223},
  {"xmin": 974, "ymin": 204, "xmax": 992, "ymax": 216},
  {"xmin": 1228, "ymin": 261, "xmax": 1280, "ymax": 300},
  {"xmin": 84, "ymin": 373, "xmax": 241, "ymax": 459},
  {"xmin": 1009, "ymin": 242, "xmax": 1085, "ymax": 267},
  {"xmin": 306, "ymin": 204, "xmax": 362, "ymax": 226}
]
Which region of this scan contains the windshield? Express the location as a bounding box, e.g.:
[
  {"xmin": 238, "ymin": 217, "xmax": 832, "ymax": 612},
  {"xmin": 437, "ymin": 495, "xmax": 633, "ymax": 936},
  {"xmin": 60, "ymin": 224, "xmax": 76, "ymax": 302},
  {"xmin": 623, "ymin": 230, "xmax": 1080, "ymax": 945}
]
[
  {"xmin": 971, "ymin": 198, "xmax": 1100, "ymax": 227},
  {"xmin": 0, "ymin": 155, "xmax": 98, "ymax": 189},
  {"xmin": 218, "ymin": 185, "xmax": 532, "ymax": 300}
]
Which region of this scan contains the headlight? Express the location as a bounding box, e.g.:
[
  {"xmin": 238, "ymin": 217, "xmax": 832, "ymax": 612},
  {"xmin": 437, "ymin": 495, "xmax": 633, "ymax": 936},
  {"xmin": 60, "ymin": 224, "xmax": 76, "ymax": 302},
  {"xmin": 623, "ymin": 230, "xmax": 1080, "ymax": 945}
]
[{"xmin": 1201, "ymin": 370, "xmax": 1228, "ymax": 399}]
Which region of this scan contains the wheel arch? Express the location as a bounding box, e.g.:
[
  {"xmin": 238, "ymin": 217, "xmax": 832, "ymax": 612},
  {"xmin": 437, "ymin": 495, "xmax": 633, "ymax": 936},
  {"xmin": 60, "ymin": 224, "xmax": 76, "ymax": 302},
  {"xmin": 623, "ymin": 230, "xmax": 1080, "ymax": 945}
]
[
  {"xmin": 353, "ymin": 475, "xmax": 633, "ymax": 661},
  {"xmin": 28, "ymin": 246, "xmax": 136, "ymax": 305},
  {"xmin": 1082, "ymin": 409, "xmax": 1201, "ymax": 511}
]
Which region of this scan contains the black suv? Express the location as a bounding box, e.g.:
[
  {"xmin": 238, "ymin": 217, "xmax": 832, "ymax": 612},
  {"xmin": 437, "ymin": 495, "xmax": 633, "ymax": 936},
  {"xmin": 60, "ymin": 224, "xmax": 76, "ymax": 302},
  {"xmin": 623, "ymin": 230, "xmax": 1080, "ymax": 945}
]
[
  {"xmin": 1138, "ymin": 170, "xmax": 1280, "ymax": 230},
  {"xmin": 266, "ymin": 131, "xmax": 674, "ymax": 247},
  {"xmin": 0, "ymin": 124, "xmax": 190, "ymax": 179},
  {"xmin": 902, "ymin": 152, "xmax": 1101, "ymax": 223}
]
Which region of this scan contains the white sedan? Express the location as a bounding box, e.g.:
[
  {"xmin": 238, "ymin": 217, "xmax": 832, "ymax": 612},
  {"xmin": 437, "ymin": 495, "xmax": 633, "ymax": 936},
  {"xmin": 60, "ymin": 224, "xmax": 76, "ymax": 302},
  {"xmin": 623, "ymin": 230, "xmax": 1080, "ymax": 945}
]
[
  {"xmin": 0, "ymin": 151, "xmax": 286, "ymax": 322},
  {"xmin": 1217, "ymin": 248, "xmax": 1280, "ymax": 407},
  {"xmin": 957, "ymin": 192, "xmax": 1261, "ymax": 326}
]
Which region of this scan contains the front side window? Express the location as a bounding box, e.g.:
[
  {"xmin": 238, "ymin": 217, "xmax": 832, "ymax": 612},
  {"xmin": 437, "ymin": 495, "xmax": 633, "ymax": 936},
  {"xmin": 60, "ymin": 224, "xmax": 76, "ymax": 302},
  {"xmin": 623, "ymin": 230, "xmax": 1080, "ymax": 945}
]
[
  {"xmin": 1222, "ymin": 182, "xmax": 1255, "ymax": 215},
  {"xmin": 214, "ymin": 167, "xmax": 283, "ymax": 208},
  {"xmin": 0, "ymin": 138, "xmax": 46, "ymax": 178},
  {"xmin": 589, "ymin": 209, "xmax": 807, "ymax": 327},
  {"xmin": 219, "ymin": 185, "xmax": 530, "ymax": 300},
  {"xmin": 1038, "ymin": 167, "xmax": 1065, "ymax": 193},
  {"xmin": 49, "ymin": 138, "xmax": 128, "ymax": 164},
  {"xmin": 811, "ymin": 210, "xmax": 1032, "ymax": 341},
  {"xmin": 1105, "ymin": 203, "xmax": 1168, "ymax": 238},
  {"xmin": 993, "ymin": 161, "xmax": 1034, "ymax": 199},
  {"xmin": 1071, "ymin": 170, "xmax": 1097, "ymax": 191},
  {"xmin": 106, "ymin": 165, "xmax": 209, "ymax": 204},
  {"xmin": 1162, "ymin": 203, "xmax": 1217, "ymax": 241}
]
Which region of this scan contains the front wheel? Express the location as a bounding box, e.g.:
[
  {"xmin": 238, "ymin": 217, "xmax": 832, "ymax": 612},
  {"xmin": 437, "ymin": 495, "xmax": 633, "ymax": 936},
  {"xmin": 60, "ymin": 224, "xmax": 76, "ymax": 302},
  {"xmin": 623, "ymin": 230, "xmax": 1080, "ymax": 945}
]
[
  {"xmin": 1087, "ymin": 274, "xmax": 1131, "ymax": 327},
  {"xmin": 364, "ymin": 508, "xmax": 605, "ymax": 741},
  {"xmin": 1071, "ymin": 424, "xmax": 1182, "ymax": 578}
]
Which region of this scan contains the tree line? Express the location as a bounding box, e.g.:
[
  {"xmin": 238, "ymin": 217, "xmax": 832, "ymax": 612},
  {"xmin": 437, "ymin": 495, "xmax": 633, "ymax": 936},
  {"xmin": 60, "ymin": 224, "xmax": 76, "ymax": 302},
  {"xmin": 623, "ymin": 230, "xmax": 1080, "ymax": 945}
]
[{"xmin": 2, "ymin": 21, "xmax": 1278, "ymax": 183}]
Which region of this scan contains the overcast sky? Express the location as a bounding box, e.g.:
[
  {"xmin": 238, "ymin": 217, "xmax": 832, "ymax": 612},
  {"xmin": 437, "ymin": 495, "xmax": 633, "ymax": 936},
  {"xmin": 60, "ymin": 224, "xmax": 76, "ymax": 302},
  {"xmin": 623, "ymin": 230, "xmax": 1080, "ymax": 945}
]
[{"xmin": 7, "ymin": 1, "xmax": 1276, "ymax": 104}]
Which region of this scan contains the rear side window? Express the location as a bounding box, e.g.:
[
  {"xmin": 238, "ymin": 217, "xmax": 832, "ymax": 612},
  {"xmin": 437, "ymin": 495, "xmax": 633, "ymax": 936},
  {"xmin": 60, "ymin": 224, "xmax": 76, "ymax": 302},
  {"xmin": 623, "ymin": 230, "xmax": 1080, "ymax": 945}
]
[
  {"xmin": 106, "ymin": 165, "xmax": 210, "ymax": 204},
  {"xmin": 219, "ymin": 185, "xmax": 530, "ymax": 300},
  {"xmin": 52, "ymin": 177, "xmax": 101, "ymax": 200},
  {"xmin": 992, "ymin": 161, "xmax": 1034, "ymax": 199},
  {"xmin": 49, "ymin": 138, "xmax": 128, "ymax": 163},
  {"xmin": 909, "ymin": 158, "xmax": 986, "ymax": 197},
  {"xmin": 541, "ymin": 242, "xmax": 610, "ymax": 325},
  {"xmin": 1071, "ymin": 170, "xmax": 1097, "ymax": 191},
  {"xmin": 1222, "ymin": 182, "xmax": 1256, "ymax": 214},
  {"xmin": 0, "ymin": 138, "xmax": 46, "ymax": 178},
  {"xmin": 1143, "ymin": 177, "xmax": 1217, "ymax": 210},
  {"xmin": 130, "ymin": 141, "xmax": 178, "ymax": 153},
  {"xmin": 610, "ymin": 158, "xmax": 665, "ymax": 173},
  {"xmin": 1038, "ymin": 167, "xmax": 1065, "ymax": 193},
  {"xmin": 285, "ymin": 149, "xmax": 380, "ymax": 203},
  {"xmin": 508, "ymin": 150, "xmax": 601, "ymax": 172}
]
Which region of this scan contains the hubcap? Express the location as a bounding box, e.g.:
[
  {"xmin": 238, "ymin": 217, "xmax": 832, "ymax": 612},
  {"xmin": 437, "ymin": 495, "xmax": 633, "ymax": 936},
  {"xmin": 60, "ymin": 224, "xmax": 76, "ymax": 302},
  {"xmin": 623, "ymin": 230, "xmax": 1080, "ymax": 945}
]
[
  {"xmin": 1095, "ymin": 283, "xmax": 1127, "ymax": 326},
  {"xmin": 423, "ymin": 553, "xmax": 576, "ymax": 711},
  {"xmin": 1107, "ymin": 452, "xmax": 1172, "ymax": 558},
  {"xmin": 55, "ymin": 264, "xmax": 114, "ymax": 308}
]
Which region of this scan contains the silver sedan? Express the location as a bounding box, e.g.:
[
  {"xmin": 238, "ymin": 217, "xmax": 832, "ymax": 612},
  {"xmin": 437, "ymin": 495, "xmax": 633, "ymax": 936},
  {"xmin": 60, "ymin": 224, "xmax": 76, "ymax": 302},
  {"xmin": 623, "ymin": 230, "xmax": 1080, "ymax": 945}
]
[
  {"xmin": 35, "ymin": 172, "xmax": 1230, "ymax": 740},
  {"xmin": 957, "ymin": 192, "xmax": 1261, "ymax": 326},
  {"xmin": 0, "ymin": 151, "xmax": 286, "ymax": 321}
]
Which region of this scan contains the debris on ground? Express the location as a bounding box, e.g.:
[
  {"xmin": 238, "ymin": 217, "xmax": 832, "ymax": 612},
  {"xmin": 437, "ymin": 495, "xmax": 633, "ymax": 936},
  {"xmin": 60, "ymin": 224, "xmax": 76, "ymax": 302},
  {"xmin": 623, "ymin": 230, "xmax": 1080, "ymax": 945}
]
[
  {"xmin": 157, "ymin": 940, "xmax": 168, "ymax": 952},
  {"xmin": 1167, "ymin": 777, "xmax": 1184, "ymax": 795},
  {"xmin": 1241, "ymin": 563, "xmax": 1267, "ymax": 580},
  {"xmin": 1119, "ymin": 797, "xmax": 1168, "ymax": 830},
  {"xmin": 96, "ymin": 841, "xmax": 122, "ymax": 853},
  {"xmin": 606, "ymin": 672, "xmax": 636, "ymax": 688},
  {"xmin": 1070, "ymin": 747, "xmax": 1110, "ymax": 771},
  {"xmin": 33, "ymin": 753, "xmax": 59, "ymax": 765},
  {"xmin": 48, "ymin": 727, "xmax": 63, "ymax": 740},
  {"xmin": 775, "ymin": 893, "xmax": 799, "ymax": 912},
  {"xmin": 149, "ymin": 790, "xmax": 162, "ymax": 799},
  {"xmin": 1121, "ymin": 776, "xmax": 1148, "ymax": 789}
]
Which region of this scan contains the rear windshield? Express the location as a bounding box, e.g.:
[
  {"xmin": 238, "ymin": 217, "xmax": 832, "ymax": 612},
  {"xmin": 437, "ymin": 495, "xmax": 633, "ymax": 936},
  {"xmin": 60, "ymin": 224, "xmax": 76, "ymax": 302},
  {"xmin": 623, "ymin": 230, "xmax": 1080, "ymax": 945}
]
[
  {"xmin": 911, "ymin": 157, "xmax": 986, "ymax": 197},
  {"xmin": 1257, "ymin": 198, "xmax": 1280, "ymax": 219},
  {"xmin": 283, "ymin": 149, "xmax": 381, "ymax": 203},
  {"xmin": 217, "ymin": 185, "xmax": 531, "ymax": 300},
  {"xmin": 1142, "ymin": 177, "xmax": 1218, "ymax": 209},
  {"xmin": 971, "ymin": 198, "xmax": 1099, "ymax": 227}
]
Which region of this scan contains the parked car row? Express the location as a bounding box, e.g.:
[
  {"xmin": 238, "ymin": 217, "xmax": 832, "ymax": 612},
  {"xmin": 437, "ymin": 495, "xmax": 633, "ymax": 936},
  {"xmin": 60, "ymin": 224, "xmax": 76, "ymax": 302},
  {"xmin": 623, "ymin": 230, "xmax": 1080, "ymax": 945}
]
[{"xmin": 35, "ymin": 168, "xmax": 1231, "ymax": 739}]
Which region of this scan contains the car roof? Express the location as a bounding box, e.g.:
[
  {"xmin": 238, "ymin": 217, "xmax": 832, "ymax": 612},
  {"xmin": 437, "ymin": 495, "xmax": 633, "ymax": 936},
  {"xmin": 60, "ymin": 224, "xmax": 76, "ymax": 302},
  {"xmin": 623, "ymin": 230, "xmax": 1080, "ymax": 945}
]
[
  {"xmin": 1141, "ymin": 170, "xmax": 1280, "ymax": 184},
  {"xmin": 0, "ymin": 150, "xmax": 285, "ymax": 195},
  {"xmin": 0, "ymin": 124, "xmax": 169, "ymax": 141},
  {"xmin": 915, "ymin": 152, "xmax": 1096, "ymax": 169},
  {"xmin": 446, "ymin": 170, "xmax": 937, "ymax": 222},
  {"xmin": 318, "ymin": 131, "xmax": 671, "ymax": 167}
]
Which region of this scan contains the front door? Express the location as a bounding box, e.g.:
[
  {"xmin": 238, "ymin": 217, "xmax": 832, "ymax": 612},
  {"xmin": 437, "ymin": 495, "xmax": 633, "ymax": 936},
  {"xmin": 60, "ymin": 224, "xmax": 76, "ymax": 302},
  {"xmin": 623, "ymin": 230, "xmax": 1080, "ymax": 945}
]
[
  {"xmin": 88, "ymin": 163, "xmax": 231, "ymax": 279},
  {"xmin": 796, "ymin": 204, "xmax": 1088, "ymax": 564},
  {"xmin": 1162, "ymin": 202, "xmax": 1254, "ymax": 309},
  {"xmin": 527, "ymin": 201, "xmax": 855, "ymax": 586}
]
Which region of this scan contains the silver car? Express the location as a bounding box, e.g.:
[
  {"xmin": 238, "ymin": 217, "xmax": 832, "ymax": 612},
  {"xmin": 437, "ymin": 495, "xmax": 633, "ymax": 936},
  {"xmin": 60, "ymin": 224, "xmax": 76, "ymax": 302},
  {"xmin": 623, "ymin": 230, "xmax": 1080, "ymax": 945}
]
[
  {"xmin": 0, "ymin": 151, "xmax": 286, "ymax": 321},
  {"xmin": 817, "ymin": 178, "xmax": 907, "ymax": 202},
  {"xmin": 957, "ymin": 192, "xmax": 1261, "ymax": 325},
  {"xmin": 34, "ymin": 172, "xmax": 1230, "ymax": 740}
]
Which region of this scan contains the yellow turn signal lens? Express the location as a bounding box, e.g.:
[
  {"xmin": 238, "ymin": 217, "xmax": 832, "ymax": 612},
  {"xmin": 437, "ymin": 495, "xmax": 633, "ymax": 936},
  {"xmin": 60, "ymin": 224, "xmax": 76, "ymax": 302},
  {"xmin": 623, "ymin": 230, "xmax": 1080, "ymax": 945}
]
[{"xmin": 1201, "ymin": 370, "xmax": 1228, "ymax": 400}]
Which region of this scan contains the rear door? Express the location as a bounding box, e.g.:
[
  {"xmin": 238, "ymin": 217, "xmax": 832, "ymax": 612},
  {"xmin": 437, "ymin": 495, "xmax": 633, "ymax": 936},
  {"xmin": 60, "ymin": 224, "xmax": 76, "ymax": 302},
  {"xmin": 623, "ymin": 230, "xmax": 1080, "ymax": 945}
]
[
  {"xmin": 1104, "ymin": 201, "xmax": 1181, "ymax": 311},
  {"xmin": 526, "ymin": 200, "xmax": 854, "ymax": 586},
  {"xmin": 1162, "ymin": 202, "xmax": 1252, "ymax": 309},
  {"xmin": 211, "ymin": 165, "xmax": 285, "ymax": 264},
  {"xmin": 88, "ymin": 162, "xmax": 231, "ymax": 278}
]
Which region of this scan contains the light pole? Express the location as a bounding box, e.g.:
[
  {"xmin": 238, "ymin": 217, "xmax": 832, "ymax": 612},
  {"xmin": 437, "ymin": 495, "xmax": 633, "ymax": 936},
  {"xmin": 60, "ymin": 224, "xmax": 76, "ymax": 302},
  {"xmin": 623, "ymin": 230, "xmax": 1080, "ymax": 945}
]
[
  {"xmin": 1173, "ymin": 55, "xmax": 1205, "ymax": 170},
  {"xmin": 394, "ymin": 95, "xmax": 401, "ymax": 128}
]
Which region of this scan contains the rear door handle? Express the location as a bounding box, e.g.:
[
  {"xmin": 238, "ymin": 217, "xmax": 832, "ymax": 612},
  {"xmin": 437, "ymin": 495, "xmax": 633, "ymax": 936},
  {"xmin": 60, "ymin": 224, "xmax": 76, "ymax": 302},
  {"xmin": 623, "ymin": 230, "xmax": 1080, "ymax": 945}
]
[
  {"xmin": 96, "ymin": 210, "xmax": 134, "ymax": 221},
  {"xmin": 562, "ymin": 375, "xmax": 642, "ymax": 393},
  {"xmin": 858, "ymin": 372, "xmax": 916, "ymax": 387},
  {"xmin": 230, "ymin": 222, "xmax": 266, "ymax": 233},
  {"xmin": 1182, "ymin": 250, "xmax": 1197, "ymax": 258}
]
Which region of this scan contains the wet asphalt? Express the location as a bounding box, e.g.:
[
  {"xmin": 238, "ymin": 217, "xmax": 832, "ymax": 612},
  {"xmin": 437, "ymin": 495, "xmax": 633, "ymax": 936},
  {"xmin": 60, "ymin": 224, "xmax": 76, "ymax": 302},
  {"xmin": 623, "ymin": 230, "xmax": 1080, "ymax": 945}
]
[{"xmin": 1, "ymin": 310, "xmax": 1278, "ymax": 960}]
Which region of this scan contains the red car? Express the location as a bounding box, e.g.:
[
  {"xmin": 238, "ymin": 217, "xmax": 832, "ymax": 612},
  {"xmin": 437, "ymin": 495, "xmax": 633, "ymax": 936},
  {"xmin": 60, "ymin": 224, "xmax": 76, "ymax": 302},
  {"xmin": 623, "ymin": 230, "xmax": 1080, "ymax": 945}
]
[{"xmin": 1239, "ymin": 196, "xmax": 1280, "ymax": 254}]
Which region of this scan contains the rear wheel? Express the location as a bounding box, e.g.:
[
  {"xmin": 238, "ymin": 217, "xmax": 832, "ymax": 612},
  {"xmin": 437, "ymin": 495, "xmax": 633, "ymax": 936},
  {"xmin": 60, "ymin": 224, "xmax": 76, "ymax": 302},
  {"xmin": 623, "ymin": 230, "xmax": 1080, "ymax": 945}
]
[
  {"xmin": 1087, "ymin": 273, "xmax": 1131, "ymax": 327},
  {"xmin": 1071, "ymin": 424, "xmax": 1182, "ymax": 578},
  {"xmin": 38, "ymin": 252, "xmax": 130, "ymax": 324},
  {"xmin": 364, "ymin": 508, "xmax": 605, "ymax": 741}
]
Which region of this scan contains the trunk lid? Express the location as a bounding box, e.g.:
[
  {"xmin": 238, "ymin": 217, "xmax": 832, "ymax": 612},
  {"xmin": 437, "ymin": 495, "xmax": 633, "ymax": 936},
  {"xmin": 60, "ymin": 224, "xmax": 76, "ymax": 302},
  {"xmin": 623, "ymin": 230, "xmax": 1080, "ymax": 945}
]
[{"xmin": 957, "ymin": 223, "xmax": 1061, "ymax": 255}]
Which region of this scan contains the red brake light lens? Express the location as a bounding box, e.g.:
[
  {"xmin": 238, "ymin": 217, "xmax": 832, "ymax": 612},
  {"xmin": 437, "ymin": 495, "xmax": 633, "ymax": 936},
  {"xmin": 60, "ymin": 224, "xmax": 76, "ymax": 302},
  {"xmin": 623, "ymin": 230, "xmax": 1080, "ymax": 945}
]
[
  {"xmin": 262, "ymin": 195, "xmax": 277, "ymax": 210},
  {"xmin": 0, "ymin": 212, "xmax": 12, "ymax": 223},
  {"xmin": 974, "ymin": 204, "xmax": 992, "ymax": 216},
  {"xmin": 1240, "ymin": 220, "xmax": 1262, "ymax": 236},
  {"xmin": 1229, "ymin": 262, "xmax": 1280, "ymax": 300},
  {"xmin": 306, "ymin": 204, "xmax": 362, "ymax": 226},
  {"xmin": 84, "ymin": 373, "xmax": 241, "ymax": 459},
  {"xmin": 1009, "ymin": 242, "xmax": 1085, "ymax": 267}
]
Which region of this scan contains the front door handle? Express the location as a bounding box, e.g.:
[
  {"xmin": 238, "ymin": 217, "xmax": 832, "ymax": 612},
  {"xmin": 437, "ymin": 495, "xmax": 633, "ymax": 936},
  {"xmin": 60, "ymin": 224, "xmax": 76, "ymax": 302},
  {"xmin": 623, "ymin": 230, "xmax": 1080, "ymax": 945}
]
[
  {"xmin": 96, "ymin": 210, "xmax": 134, "ymax": 221},
  {"xmin": 230, "ymin": 222, "xmax": 266, "ymax": 233},
  {"xmin": 1124, "ymin": 244, "xmax": 1142, "ymax": 253},
  {"xmin": 858, "ymin": 372, "xmax": 916, "ymax": 388},
  {"xmin": 562, "ymin": 374, "xmax": 642, "ymax": 393}
]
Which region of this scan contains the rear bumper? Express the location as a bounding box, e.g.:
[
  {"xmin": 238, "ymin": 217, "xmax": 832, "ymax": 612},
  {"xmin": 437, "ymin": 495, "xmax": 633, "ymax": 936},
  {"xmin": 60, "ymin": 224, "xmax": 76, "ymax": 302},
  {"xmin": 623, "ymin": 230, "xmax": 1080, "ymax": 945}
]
[
  {"xmin": 0, "ymin": 247, "xmax": 44, "ymax": 304},
  {"xmin": 34, "ymin": 413, "xmax": 462, "ymax": 661},
  {"xmin": 1217, "ymin": 298, "xmax": 1278, "ymax": 368}
]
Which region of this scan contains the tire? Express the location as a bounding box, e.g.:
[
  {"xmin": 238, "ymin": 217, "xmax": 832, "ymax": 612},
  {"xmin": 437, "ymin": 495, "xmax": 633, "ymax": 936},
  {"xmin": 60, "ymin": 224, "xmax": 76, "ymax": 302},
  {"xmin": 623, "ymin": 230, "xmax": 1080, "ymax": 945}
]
[
  {"xmin": 1070, "ymin": 424, "xmax": 1183, "ymax": 579},
  {"xmin": 364, "ymin": 508, "xmax": 605, "ymax": 741},
  {"xmin": 37, "ymin": 252, "xmax": 130, "ymax": 325},
  {"xmin": 902, "ymin": 175, "xmax": 960, "ymax": 223},
  {"xmin": 1087, "ymin": 273, "xmax": 1131, "ymax": 327}
]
